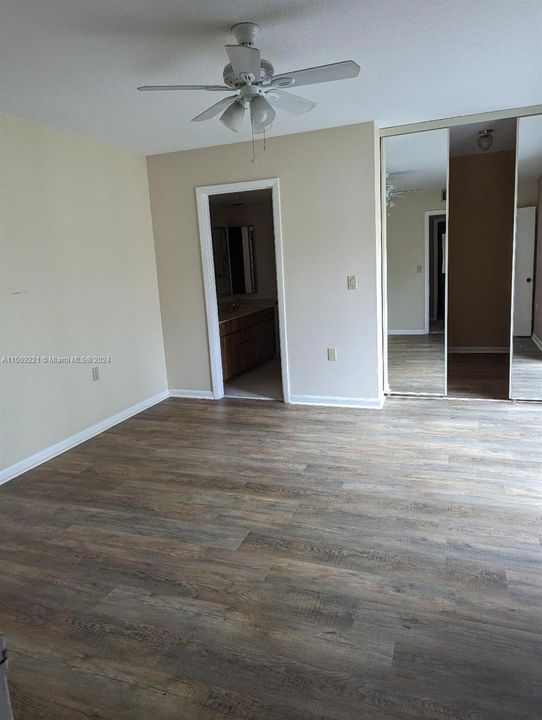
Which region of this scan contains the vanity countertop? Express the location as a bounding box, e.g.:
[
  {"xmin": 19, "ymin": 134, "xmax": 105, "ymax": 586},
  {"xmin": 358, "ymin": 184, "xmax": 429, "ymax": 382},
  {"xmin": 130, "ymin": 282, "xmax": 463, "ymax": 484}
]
[{"xmin": 218, "ymin": 304, "xmax": 275, "ymax": 323}]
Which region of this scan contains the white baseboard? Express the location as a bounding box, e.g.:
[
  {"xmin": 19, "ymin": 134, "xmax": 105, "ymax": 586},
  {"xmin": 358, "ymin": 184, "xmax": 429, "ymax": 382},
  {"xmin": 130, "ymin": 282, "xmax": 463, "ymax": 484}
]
[
  {"xmin": 0, "ymin": 385, "xmax": 385, "ymax": 486},
  {"xmin": 532, "ymin": 334, "xmax": 542, "ymax": 353},
  {"xmin": 289, "ymin": 394, "xmax": 384, "ymax": 409},
  {"xmin": 448, "ymin": 347, "xmax": 509, "ymax": 354},
  {"xmin": 0, "ymin": 390, "xmax": 169, "ymax": 486},
  {"xmin": 169, "ymin": 388, "xmax": 214, "ymax": 399},
  {"xmin": 388, "ymin": 329, "xmax": 427, "ymax": 336}
]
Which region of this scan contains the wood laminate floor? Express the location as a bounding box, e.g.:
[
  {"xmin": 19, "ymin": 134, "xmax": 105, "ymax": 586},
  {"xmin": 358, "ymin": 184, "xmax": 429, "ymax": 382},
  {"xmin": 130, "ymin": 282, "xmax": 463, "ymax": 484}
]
[
  {"xmin": 447, "ymin": 353, "xmax": 510, "ymax": 400},
  {"xmin": 388, "ymin": 334, "xmax": 446, "ymax": 395},
  {"xmin": 1, "ymin": 397, "xmax": 542, "ymax": 719},
  {"xmin": 389, "ymin": 335, "xmax": 512, "ymax": 400},
  {"xmin": 511, "ymin": 337, "xmax": 542, "ymax": 400}
]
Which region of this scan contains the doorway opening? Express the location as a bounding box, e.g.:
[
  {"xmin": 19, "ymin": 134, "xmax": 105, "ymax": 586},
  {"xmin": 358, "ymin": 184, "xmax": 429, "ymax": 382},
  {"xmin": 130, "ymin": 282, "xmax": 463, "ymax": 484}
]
[
  {"xmin": 427, "ymin": 213, "xmax": 446, "ymax": 334},
  {"xmin": 196, "ymin": 179, "xmax": 289, "ymax": 403}
]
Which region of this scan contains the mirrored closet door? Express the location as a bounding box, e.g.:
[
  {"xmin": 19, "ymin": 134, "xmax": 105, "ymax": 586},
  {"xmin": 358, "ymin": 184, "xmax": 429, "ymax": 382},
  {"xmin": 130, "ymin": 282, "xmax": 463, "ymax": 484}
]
[
  {"xmin": 383, "ymin": 128, "xmax": 449, "ymax": 395},
  {"xmin": 447, "ymin": 118, "xmax": 516, "ymax": 400},
  {"xmin": 510, "ymin": 114, "xmax": 542, "ymax": 400}
]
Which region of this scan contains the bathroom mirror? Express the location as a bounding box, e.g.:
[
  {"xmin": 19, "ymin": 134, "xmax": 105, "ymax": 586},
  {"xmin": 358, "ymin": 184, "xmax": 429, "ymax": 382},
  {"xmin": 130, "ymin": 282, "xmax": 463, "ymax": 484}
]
[
  {"xmin": 384, "ymin": 128, "xmax": 449, "ymax": 395},
  {"xmin": 510, "ymin": 115, "xmax": 542, "ymax": 400},
  {"xmin": 212, "ymin": 225, "xmax": 256, "ymax": 296}
]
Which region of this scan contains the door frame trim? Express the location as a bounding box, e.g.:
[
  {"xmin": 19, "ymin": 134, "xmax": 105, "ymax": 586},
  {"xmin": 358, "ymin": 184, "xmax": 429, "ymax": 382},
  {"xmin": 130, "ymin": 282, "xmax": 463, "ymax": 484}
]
[
  {"xmin": 380, "ymin": 104, "xmax": 542, "ymax": 138},
  {"xmin": 424, "ymin": 210, "xmax": 447, "ymax": 334},
  {"xmin": 508, "ymin": 117, "xmax": 520, "ymax": 399},
  {"xmin": 196, "ymin": 178, "xmax": 291, "ymax": 402}
]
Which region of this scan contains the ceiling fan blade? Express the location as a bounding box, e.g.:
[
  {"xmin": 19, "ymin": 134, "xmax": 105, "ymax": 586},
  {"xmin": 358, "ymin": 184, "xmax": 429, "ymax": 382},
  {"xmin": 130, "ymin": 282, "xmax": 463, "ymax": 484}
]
[
  {"xmin": 250, "ymin": 96, "xmax": 275, "ymax": 129},
  {"xmin": 225, "ymin": 45, "xmax": 261, "ymax": 83},
  {"xmin": 138, "ymin": 84, "xmax": 233, "ymax": 92},
  {"xmin": 265, "ymin": 89, "xmax": 316, "ymax": 115},
  {"xmin": 191, "ymin": 96, "xmax": 238, "ymax": 122},
  {"xmin": 271, "ymin": 60, "xmax": 360, "ymax": 88}
]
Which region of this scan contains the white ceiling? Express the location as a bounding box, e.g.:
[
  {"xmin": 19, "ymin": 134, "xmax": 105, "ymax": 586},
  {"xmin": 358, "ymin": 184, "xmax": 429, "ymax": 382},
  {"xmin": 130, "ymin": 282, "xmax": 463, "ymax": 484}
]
[
  {"xmin": 386, "ymin": 115, "xmax": 542, "ymax": 192},
  {"xmin": 518, "ymin": 114, "xmax": 542, "ymax": 191},
  {"xmin": 1, "ymin": 0, "xmax": 541, "ymax": 155},
  {"xmin": 385, "ymin": 129, "xmax": 448, "ymax": 191}
]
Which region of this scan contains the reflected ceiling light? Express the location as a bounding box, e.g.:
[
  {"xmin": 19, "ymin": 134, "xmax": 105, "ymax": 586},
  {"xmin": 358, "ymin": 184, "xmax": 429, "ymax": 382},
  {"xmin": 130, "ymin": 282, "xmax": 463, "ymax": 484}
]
[
  {"xmin": 477, "ymin": 129, "xmax": 494, "ymax": 152},
  {"xmin": 219, "ymin": 100, "xmax": 245, "ymax": 132}
]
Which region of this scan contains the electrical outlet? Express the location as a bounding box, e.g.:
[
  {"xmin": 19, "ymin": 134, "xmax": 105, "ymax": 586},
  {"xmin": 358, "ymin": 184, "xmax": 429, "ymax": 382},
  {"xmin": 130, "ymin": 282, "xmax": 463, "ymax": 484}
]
[
  {"xmin": 91, "ymin": 366, "xmax": 100, "ymax": 382},
  {"xmin": 347, "ymin": 275, "xmax": 357, "ymax": 290},
  {"xmin": 327, "ymin": 348, "xmax": 337, "ymax": 361}
]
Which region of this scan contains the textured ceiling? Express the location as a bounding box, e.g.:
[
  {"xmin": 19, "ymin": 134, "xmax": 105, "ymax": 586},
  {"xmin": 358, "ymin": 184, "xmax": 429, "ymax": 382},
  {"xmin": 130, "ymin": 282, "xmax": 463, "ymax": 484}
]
[
  {"xmin": 385, "ymin": 129, "xmax": 448, "ymax": 191},
  {"xmin": 1, "ymin": 0, "xmax": 541, "ymax": 155}
]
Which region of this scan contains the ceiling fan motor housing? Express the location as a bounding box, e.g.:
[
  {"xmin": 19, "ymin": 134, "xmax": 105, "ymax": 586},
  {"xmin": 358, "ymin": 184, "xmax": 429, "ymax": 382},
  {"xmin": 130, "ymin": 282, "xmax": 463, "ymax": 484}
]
[
  {"xmin": 231, "ymin": 22, "xmax": 260, "ymax": 46},
  {"xmin": 223, "ymin": 59, "xmax": 274, "ymax": 88}
]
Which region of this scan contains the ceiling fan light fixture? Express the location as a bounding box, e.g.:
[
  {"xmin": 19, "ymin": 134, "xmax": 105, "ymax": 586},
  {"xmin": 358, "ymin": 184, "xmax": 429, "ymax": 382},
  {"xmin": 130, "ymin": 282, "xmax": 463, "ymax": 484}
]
[
  {"xmin": 477, "ymin": 129, "xmax": 494, "ymax": 152},
  {"xmin": 219, "ymin": 100, "xmax": 245, "ymax": 132},
  {"xmin": 250, "ymin": 94, "xmax": 275, "ymax": 128}
]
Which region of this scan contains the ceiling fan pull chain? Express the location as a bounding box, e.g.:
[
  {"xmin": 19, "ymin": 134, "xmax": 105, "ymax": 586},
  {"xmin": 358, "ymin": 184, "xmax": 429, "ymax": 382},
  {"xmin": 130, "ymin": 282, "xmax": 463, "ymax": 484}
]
[
  {"xmin": 251, "ymin": 116, "xmax": 256, "ymax": 163},
  {"xmin": 263, "ymin": 125, "xmax": 267, "ymax": 151}
]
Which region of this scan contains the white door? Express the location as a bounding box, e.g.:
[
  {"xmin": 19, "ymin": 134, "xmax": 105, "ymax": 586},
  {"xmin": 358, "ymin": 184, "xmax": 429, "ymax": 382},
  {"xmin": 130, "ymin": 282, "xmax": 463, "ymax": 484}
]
[{"xmin": 513, "ymin": 206, "xmax": 536, "ymax": 337}]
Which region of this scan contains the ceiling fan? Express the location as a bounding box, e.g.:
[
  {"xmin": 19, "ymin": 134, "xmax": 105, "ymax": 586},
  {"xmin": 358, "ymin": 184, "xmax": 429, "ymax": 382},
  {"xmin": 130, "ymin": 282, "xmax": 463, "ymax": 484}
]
[{"xmin": 138, "ymin": 22, "xmax": 360, "ymax": 133}]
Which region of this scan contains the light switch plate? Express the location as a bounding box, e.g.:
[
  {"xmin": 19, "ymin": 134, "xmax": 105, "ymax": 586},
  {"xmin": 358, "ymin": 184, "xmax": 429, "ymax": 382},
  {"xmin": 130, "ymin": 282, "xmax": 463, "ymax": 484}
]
[
  {"xmin": 416, "ymin": 264, "xmax": 423, "ymax": 274},
  {"xmin": 327, "ymin": 348, "xmax": 337, "ymax": 361},
  {"xmin": 347, "ymin": 275, "xmax": 357, "ymax": 290}
]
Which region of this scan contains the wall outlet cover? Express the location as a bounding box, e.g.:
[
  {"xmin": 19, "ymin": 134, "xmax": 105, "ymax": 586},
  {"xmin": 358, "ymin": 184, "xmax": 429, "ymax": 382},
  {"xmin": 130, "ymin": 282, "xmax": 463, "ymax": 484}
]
[{"xmin": 327, "ymin": 348, "xmax": 337, "ymax": 361}]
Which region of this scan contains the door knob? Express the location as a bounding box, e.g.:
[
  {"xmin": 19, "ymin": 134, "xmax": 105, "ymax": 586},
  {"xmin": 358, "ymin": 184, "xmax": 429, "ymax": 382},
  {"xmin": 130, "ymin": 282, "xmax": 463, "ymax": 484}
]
[{"xmin": 527, "ymin": 277, "xmax": 532, "ymax": 283}]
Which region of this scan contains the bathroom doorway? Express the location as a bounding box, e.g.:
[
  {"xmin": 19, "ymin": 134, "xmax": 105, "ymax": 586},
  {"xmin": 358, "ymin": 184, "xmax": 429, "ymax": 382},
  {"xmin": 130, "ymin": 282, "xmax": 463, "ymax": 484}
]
[{"xmin": 196, "ymin": 179, "xmax": 290, "ymax": 402}]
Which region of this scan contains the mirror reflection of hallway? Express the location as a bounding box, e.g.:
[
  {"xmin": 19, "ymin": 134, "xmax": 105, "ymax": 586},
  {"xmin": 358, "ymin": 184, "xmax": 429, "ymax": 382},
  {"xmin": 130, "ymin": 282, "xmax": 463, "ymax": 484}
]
[
  {"xmin": 510, "ymin": 114, "xmax": 542, "ymax": 400},
  {"xmin": 384, "ymin": 129, "xmax": 448, "ymax": 395}
]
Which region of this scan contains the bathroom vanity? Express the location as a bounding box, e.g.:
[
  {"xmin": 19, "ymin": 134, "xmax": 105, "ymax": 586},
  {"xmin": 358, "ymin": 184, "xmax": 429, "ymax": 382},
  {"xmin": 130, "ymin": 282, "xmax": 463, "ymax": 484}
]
[{"xmin": 219, "ymin": 305, "xmax": 276, "ymax": 381}]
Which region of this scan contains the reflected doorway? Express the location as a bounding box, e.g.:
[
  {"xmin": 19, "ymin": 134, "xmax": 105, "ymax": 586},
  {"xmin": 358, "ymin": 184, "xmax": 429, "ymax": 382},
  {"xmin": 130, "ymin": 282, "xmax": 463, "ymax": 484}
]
[
  {"xmin": 510, "ymin": 114, "xmax": 542, "ymax": 400},
  {"xmin": 428, "ymin": 213, "xmax": 446, "ymax": 334}
]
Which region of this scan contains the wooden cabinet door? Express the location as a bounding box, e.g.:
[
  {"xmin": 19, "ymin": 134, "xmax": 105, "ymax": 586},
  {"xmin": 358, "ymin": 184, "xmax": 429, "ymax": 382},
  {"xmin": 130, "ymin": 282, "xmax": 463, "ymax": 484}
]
[
  {"xmin": 220, "ymin": 308, "xmax": 276, "ymax": 381},
  {"xmin": 220, "ymin": 335, "xmax": 232, "ymax": 380},
  {"xmin": 254, "ymin": 319, "xmax": 275, "ymax": 365}
]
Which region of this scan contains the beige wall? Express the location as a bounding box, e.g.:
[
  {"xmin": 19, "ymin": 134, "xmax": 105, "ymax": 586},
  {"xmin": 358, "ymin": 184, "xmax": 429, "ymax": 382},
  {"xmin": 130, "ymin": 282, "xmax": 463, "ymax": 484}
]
[
  {"xmin": 448, "ymin": 151, "xmax": 515, "ymax": 348},
  {"xmin": 147, "ymin": 123, "xmax": 382, "ymax": 403},
  {"xmin": 0, "ymin": 114, "xmax": 167, "ymax": 471},
  {"xmin": 210, "ymin": 198, "xmax": 277, "ymax": 302},
  {"xmin": 387, "ymin": 190, "xmax": 445, "ymax": 332}
]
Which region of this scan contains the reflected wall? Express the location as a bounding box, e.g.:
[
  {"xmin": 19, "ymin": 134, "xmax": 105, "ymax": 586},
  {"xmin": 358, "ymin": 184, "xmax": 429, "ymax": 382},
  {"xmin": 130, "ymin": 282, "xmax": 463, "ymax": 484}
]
[
  {"xmin": 384, "ymin": 129, "xmax": 448, "ymax": 395},
  {"xmin": 510, "ymin": 115, "xmax": 542, "ymax": 400}
]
